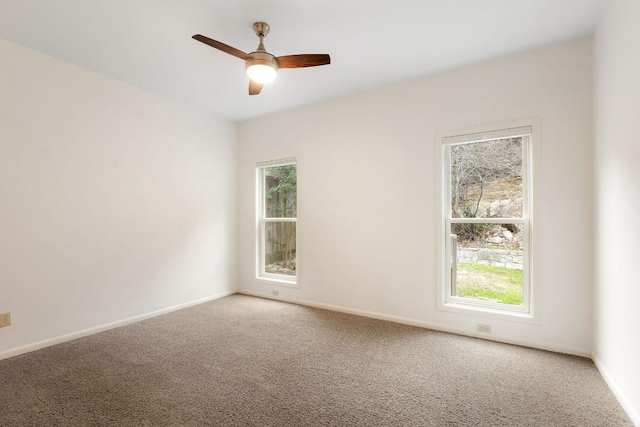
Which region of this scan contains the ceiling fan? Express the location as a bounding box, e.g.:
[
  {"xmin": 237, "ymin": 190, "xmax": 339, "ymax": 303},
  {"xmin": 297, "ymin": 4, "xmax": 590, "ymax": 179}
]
[{"xmin": 193, "ymin": 22, "xmax": 331, "ymax": 95}]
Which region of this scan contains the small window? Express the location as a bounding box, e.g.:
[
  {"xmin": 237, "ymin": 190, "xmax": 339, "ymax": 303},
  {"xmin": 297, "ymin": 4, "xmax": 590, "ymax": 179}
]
[
  {"xmin": 257, "ymin": 159, "xmax": 297, "ymax": 285},
  {"xmin": 441, "ymin": 125, "xmax": 533, "ymax": 317}
]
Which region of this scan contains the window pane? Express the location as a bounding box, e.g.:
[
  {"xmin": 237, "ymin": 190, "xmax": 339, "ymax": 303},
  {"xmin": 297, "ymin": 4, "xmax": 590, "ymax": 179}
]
[
  {"xmin": 264, "ymin": 222, "xmax": 296, "ymax": 277},
  {"xmin": 265, "ymin": 165, "xmax": 297, "ymax": 218},
  {"xmin": 451, "ymin": 222, "xmax": 523, "ymax": 306},
  {"xmin": 449, "ymin": 138, "xmax": 522, "ymax": 219}
]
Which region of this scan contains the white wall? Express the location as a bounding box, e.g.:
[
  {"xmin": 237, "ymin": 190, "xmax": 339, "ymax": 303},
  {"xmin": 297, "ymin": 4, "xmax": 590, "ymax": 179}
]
[
  {"xmin": 238, "ymin": 38, "xmax": 594, "ymax": 356},
  {"xmin": 593, "ymin": 0, "xmax": 640, "ymax": 423},
  {"xmin": 0, "ymin": 39, "xmax": 237, "ymax": 355}
]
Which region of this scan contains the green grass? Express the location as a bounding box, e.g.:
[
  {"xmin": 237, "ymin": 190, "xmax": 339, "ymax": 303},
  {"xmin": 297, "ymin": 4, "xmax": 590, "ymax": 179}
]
[{"xmin": 455, "ymin": 263, "xmax": 523, "ymax": 305}]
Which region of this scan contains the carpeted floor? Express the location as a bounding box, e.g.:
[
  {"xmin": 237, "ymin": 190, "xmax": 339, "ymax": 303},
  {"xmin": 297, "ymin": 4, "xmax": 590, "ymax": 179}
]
[{"xmin": 0, "ymin": 294, "xmax": 632, "ymax": 426}]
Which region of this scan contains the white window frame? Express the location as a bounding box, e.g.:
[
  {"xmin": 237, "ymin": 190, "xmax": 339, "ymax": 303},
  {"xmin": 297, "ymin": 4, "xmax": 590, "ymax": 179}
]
[
  {"xmin": 436, "ymin": 120, "xmax": 539, "ymax": 322},
  {"xmin": 256, "ymin": 158, "xmax": 298, "ymax": 287}
]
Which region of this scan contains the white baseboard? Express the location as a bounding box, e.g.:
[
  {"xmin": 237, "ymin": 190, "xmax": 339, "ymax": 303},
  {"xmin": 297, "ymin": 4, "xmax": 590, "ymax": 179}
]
[
  {"xmin": 238, "ymin": 289, "xmax": 591, "ymax": 358},
  {"xmin": 0, "ymin": 289, "xmax": 236, "ymax": 361},
  {"xmin": 592, "ymin": 354, "xmax": 640, "ymax": 426}
]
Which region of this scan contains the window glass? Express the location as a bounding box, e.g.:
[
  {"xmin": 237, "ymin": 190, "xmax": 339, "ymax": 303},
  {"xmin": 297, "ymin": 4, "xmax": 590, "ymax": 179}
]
[
  {"xmin": 264, "ymin": 222, "xmax": 297, "ymax": 277},
  {"xmin": 450, "ymin": 223, "xmax": 524, "ymax": 306},
  {"xmin": 265, "ymin": 165, "xmax": 297, "ymax": 218},
  {"xmin": 450, "ymin": 138, "xmax": 523, "ymax": 219}
]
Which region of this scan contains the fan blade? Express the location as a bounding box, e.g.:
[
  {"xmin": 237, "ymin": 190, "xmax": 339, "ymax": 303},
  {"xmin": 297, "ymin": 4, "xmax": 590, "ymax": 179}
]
[
  {"xmin": 249, "ymin": 80, "xmax": 263, "ymax": 96},
  {"xmin": 192, "ymin": 34, "xmax": 251, "ymax": 60},
  {"xmin": 276, "ymin": 54, "xmax": 331, "ymax": 69}
]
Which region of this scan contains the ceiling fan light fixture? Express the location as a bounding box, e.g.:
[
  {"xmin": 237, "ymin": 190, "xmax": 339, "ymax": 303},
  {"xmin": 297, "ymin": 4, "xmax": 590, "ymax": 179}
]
[
  {"xmin": 246, "ymin": 63, "xmax": 277, "ymax": 84},
  {"xmin": 245, "ymin": 53, "xmax": 278, "ymax": 84}
]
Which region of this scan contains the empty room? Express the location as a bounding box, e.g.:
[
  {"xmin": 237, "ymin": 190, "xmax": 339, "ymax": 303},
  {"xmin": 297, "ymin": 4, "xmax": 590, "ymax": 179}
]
[{"xmin": 1, "ymin": 0, "xmax": 638, "ymax": 425}]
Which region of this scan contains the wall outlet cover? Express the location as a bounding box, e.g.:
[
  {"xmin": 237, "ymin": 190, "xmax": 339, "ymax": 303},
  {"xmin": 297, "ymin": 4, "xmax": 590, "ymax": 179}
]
[{"xmin": 477, "ymin": 324, "xmax": 491, "ymax": 333}]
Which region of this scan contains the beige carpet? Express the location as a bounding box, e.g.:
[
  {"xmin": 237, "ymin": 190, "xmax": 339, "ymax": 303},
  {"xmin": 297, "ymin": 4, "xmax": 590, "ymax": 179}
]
[{"xmin": 0, "ymin": 294, "xmax": 632, "ymax": 426}]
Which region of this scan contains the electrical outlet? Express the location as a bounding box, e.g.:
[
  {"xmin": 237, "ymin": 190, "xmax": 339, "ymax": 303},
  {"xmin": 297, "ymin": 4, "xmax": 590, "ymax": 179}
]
[
  {"xmin": 477, "ymin": 324, "xmax": 491, "ymax": 333},
  {"xmin": 0, "ymin": 312, "xmax": 11, "ymax": 328},
  {"xmin": 272, "ymin": 290, "xmax": 280, "ymax": 296}
]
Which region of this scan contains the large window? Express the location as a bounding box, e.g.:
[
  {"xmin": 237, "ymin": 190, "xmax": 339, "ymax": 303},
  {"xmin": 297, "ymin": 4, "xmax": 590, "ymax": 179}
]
[
  {"xmin": 257, "ymin": 159, "xmax": 297, "ymax": 285},
  {"xmin": 441, "ymin": 125, "xmax": 533, "ymax": 317}
]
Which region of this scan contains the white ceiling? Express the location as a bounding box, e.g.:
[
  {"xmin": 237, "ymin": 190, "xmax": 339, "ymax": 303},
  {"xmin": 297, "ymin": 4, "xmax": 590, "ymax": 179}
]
[{"xmin": 0, "ymin": 0, "xmax": 609, "ymax": 122}]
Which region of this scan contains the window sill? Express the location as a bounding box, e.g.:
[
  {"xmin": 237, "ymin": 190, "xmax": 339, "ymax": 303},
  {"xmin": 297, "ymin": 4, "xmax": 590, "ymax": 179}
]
[
  {"xmin": 438, "ymin": 300, "xmax": 538, "ymax": 324},
  {"xmin": 255, "ymin": 276, "xmax": 299, "ymax": 288}
]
